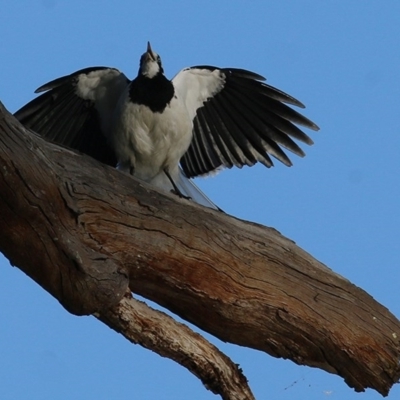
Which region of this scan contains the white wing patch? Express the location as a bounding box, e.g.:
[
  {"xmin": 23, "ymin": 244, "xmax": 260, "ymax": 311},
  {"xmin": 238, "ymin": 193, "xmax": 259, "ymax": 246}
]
[
  {"xmin": 75, "ymin": 69, "xmax": 117, "ymax": 100},
  {"xmin": 172, "ymin": 68, "xmax": 226, "ymax": 122},
  {"xmin": 75, "ymin": 68, "xmax": 129, "ymax": 137}
]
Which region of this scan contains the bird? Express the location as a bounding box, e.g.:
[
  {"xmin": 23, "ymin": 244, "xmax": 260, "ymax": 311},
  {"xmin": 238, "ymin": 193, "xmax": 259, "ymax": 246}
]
[{"xmin": 15, "ymin": 42, "xmax": 319, "ymax": 210}]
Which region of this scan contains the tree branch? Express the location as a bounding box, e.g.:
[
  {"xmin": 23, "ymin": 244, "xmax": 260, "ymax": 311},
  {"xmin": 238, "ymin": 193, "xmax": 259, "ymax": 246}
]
[
  {"xmin": 97, "ymin": 291, "xmax": 255, "ymax": 400},
  {"xmin": 1, "ymin": 101, "xmax": 399, "ymax": 397}
]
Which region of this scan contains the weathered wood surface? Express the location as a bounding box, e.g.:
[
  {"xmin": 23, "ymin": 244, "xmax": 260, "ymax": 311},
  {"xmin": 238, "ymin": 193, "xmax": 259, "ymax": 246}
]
[{"xmin": 1, "ymin": 102, "xmax": 399, "ymax": 398}]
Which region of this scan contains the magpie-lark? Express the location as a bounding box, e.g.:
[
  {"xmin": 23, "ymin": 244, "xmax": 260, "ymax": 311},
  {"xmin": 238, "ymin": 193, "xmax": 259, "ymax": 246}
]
[{"xmin": 15, "ymin": 42, "xmax": 319, "ymax": 210}]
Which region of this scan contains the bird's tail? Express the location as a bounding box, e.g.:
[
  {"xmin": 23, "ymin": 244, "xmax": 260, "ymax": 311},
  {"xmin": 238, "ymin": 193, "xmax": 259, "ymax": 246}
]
[
  {"xmin": 175, "ymin": 168, "xmax": 221, "ymax": 211},
  {"xmin": 120, "ymin": 164, "xmax": 221, "ymax": 211}
]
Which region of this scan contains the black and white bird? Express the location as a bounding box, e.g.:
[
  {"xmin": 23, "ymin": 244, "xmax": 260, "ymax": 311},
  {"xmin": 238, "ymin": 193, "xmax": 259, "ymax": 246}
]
[{"xmin": 15, "ymin": 42, "xmax": 319, "ymax": 210}]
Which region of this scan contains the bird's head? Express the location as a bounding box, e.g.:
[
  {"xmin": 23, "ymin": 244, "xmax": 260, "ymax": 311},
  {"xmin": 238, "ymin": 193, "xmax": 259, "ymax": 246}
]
[{"xmin": 138, "ymin": 42, "xmax": 163, "ymax": 78}]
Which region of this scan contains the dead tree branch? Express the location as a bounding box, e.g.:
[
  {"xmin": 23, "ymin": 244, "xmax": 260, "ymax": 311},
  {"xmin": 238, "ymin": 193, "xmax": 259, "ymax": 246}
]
[
  {"xmin": 97, "ymin": 291, "xmax": 254, "ymax": 400},
  {"xmin": 1, "ymin": 101, "xmax": 399, "ymax": 398}
]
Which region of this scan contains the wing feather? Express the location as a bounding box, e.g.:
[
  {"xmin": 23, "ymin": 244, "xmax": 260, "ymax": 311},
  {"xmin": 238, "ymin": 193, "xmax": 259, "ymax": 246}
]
[
  {"xmin": 174, "ymin": 66, "xmax": 319, "ymax": 178},
  {"xmin": 15, "ymin": 67, "xmax": 130, "ymax": 166},
  {"xmin": 224, "ymin": 85, "xmax": 304, "ymax": 160}
]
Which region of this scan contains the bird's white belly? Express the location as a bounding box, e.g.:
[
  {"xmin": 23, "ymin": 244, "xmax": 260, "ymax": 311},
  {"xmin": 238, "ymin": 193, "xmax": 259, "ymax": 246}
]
[{"xmin": 112, "ymin": 95, "xmax": 192, "ymax": 183}]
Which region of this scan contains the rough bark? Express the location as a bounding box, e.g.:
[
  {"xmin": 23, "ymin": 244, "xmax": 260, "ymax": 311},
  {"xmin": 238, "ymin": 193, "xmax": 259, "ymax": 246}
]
[
  {"xmin": 0, "ymin": 101, "xmax": 399, "ymax": 398},
  {"xmin": 97, "ymin": 291, "xmax": 254, "ymax": 400}
]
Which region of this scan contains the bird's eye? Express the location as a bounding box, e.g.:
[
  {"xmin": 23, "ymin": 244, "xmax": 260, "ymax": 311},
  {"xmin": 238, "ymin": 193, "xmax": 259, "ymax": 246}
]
[{"xmin": 157, "ymin": 56, "xmax": 161, "ymax": 63}]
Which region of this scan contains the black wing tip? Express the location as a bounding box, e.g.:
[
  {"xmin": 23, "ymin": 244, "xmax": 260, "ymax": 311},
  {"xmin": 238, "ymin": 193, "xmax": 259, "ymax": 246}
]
[
  {"xmin": 34, "ymin": 66, "xmax": 116, "ymax": 93},
  {"xmin": 302, "ymin": 120, "xmax": 320, "ymax": 132},
  {"xmin": 311, "ymin": 122, "xmax": 320, "ymax": 132},
  {"xmin": 34, "ymin": 74, "xmax": 74, "ymax": 93},
  {"xmin": 34, "ymin": 85, "xmax": 47, "ymax": 94},
  {"xmin": 227, "ymin": 68, "xmax": 266, "ymax": 82},
  {"xmin": 277, "ymin": 156, "xmax": 293, "ymax": 167},
  {"xmin": 189, "ymin": 65, "xmax": 266, "ymax": 82}
]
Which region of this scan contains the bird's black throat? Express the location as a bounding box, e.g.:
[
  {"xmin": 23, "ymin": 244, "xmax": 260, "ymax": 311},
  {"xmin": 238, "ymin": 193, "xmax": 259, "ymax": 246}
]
[{"xmin": 129, "ymin": 73, "xmax": 174, "ymax": 113}]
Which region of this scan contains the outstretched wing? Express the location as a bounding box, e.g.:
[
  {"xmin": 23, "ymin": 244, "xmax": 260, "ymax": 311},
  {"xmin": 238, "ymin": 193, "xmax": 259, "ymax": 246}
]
[
  {"xmin": 172, "ymin": 66, "xmax": 319, "ymax": 178},
  {"xmin": 15, "ymin": 67, "xmax": 130, "ymax": 166}
]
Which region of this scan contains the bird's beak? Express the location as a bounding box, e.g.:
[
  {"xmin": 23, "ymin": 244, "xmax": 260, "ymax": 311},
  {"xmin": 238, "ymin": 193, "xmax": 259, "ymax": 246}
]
[{"xmin": 147, "ymin": 41, "xmax": 156, "ymax": 61}]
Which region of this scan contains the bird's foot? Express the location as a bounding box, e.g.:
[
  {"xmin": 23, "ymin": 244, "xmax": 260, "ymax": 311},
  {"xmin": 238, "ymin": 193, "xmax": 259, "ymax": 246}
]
[{"xmin": 171, "ymin": 189, "xmax": 192, "ymax": 200}]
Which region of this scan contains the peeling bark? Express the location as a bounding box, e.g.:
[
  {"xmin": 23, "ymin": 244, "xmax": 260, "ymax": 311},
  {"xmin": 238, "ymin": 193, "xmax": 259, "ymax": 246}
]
[{"xmin": 1, "ymin": 101, "xmax": 399, "ymax": 398}]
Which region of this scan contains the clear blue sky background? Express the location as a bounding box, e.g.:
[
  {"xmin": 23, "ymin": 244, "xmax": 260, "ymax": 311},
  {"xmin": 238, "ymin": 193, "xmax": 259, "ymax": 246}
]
[{"xmin": 1, "ymin": 1, "xmax": 400, "ymax": 399}]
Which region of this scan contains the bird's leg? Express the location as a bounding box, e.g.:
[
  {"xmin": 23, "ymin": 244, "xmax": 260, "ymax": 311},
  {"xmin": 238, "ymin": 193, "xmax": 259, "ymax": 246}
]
[
  {"xmin": 163, "ymin": 168, "xmax": 191, "ymax": 200},
  {"xmin": 129, "ymin": 166, "xmax": 135, "ymax": 175}
]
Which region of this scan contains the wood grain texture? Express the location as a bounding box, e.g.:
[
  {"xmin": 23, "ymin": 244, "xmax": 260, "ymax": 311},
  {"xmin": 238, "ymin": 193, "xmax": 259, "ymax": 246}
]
[
  {"xmin": 1, "ymin": 101, "xmax": 399, "ymax": 397},
  {"xmin": 98, "ymin": 292, "xmax": 255, "ymax": 400}
]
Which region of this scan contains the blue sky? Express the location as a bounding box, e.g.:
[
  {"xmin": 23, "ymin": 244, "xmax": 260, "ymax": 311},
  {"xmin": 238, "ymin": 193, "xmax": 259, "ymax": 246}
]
[{"xmin": 1, "ymin": 1, "xmax": 400, "ymax": 399}]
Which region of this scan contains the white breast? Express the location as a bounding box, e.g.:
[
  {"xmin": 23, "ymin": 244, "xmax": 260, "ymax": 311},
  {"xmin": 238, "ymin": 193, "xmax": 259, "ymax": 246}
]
[{"xmin": 111, "ymin": 90, "xmax": 193, "ymax": 184}]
